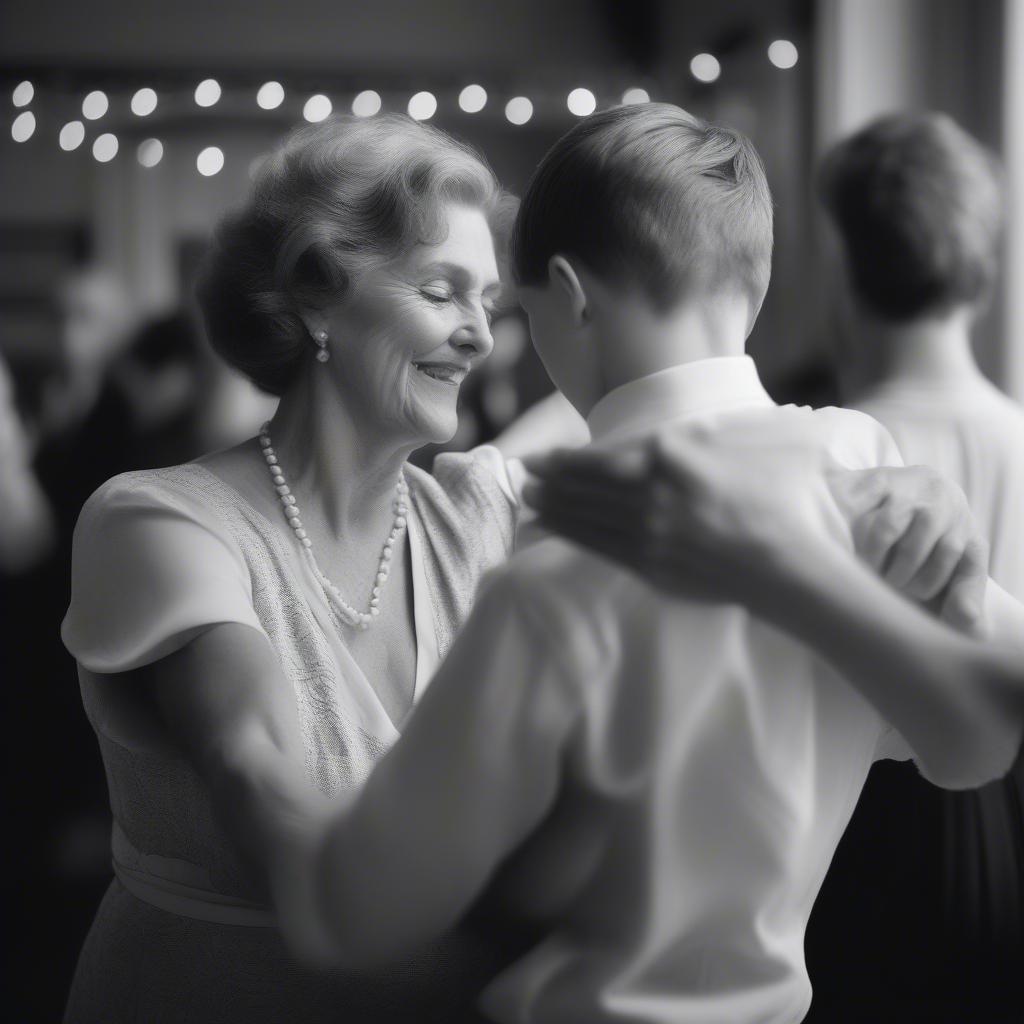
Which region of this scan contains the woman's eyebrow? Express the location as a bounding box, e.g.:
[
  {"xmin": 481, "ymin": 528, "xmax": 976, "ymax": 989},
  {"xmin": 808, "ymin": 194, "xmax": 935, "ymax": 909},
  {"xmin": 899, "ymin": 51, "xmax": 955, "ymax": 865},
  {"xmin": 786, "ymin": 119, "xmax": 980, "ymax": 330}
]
[{"xmin": 418, "ymin": 261, "xmax": 501, "ymax": 293}]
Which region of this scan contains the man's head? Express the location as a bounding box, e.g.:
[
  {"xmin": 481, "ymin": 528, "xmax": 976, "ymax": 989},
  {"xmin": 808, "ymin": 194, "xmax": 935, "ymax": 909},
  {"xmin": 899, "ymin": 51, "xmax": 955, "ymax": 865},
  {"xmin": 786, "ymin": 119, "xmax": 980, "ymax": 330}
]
[
  {"xmin": 818, "ymin": 112, "xmax": 1003, "ymax": 326},
  {"xmin": 512, "ymin": 103, "xmax": 773, "ymax": 412}
]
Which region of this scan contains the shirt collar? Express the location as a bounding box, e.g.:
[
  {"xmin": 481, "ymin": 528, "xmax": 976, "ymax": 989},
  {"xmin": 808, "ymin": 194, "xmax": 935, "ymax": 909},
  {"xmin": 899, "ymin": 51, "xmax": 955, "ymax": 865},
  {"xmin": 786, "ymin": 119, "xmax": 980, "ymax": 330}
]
[{"xmin": 586, "ymin": 356, "xmax": 774, "ymax": 442}]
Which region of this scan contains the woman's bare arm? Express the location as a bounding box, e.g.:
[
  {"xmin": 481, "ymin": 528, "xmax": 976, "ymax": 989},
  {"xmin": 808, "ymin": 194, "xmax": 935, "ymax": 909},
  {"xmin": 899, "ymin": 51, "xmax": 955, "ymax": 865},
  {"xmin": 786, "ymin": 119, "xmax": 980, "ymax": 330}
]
[{"xmin": 137, "ymin": 624, "xmax": 342, "ymax": 954}]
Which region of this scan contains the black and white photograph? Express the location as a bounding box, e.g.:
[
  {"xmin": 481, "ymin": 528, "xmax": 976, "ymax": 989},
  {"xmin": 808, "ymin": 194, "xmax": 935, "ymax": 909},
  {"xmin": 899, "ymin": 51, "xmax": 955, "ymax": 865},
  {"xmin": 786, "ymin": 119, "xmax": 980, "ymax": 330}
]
[{"xmin": 2, "ymin": 1, "xmax": 1023, "ymax": 1021}]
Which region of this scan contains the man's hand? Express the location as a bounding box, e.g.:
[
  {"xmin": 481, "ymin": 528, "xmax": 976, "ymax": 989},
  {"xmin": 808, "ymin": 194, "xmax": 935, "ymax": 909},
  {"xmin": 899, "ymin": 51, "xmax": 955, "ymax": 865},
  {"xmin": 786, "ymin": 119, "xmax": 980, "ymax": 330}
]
[
  {"xmin": 523, "ymin": 418, "xmax": 850, "ymax": 615},
  {"xmin": 826, "ymin": 465, "xmax": 989, "ymax": 634},
  {"xmin": 523, "ymin": 422, "xmax": 989, "ymax": 633}
]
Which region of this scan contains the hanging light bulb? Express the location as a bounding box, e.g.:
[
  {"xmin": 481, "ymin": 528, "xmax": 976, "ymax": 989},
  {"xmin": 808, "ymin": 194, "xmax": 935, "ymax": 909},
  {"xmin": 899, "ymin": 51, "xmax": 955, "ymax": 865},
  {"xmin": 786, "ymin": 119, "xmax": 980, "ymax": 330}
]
[
  {"xmin": 197, "ymin": 146, "xmax": 225, "ymax": 176},
  {"xmin": 768, "ymin": 40, "xmax": 799, "ymax": 69},
  {"xmin": 59, "ymin": 121, "xmax": 85, "ymax": 151},
  {"xmin": 12, "ymin": 81, "xmax": 34, "ymax": 107},
  {"xmin": 137, "ymin": 138, "xmax": 164, "ymax": 167},
  {"xmin": 11, "ymin": 111, "xmax": 36, "ymax": 143},
  {"xmin": 131, "ymin": 88, "xmax": 158, "ymax": 116},
  {"xmin": 567, "ymin": 88, "xmax": 596, "ymax": 116},
  {"xmin": 256, "ymin": 81, "xmax": 285, "ymax": 110},
  {"xmin": 82, "ymin": 90, "xmax": 109, "ymax": 120},
  {"xmin": 352, "ymin": 90, "xmax": 382, "ymax": 117},
  {"xmin": 194, "ymin": 79, "xmax": 221, "ymax": 107},
  {"xmin": 458, "ymin": 85, "xmax": 487, "ymax": 113},
  {"xmin": 621, "ymin": 87, "xmax": 650, "ymax": 105},
  {"xmin": 690, "ymin": 54, "xmax": 721, "ymax": 83},
  {"xmin": 303, "ymin": 94, "xmax": 332, "ymax": 122},
  {"xmin": 92, "ymin": 133, "xmax": 119, "ymax": 162},
  {"xmin": 407, "ymin": 91, "xmax": 437, "ymax": 121},
  {"xmin": 505, "ymin": 97, "xmax": 533, "ymax": 125}
]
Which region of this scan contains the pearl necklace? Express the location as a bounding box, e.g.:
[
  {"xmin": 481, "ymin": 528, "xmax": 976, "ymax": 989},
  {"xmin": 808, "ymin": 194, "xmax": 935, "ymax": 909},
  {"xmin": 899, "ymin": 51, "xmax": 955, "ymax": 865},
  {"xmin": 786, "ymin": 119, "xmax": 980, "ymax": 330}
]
[{"xmin": 259, "ymin": 422, "xmax": 408, "ymax": 630}]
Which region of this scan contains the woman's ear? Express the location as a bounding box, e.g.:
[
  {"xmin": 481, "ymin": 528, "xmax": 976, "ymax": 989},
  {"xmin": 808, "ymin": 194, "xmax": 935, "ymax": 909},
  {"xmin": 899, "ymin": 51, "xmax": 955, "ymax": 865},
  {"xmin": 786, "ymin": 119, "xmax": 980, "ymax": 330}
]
[
  {"xmin": 548, "ymin": 256, "xmax": 589, "ymax": 327},
  {"xmin": 297, "ymin": 308, "xmax": 328, "ymax": 343}
]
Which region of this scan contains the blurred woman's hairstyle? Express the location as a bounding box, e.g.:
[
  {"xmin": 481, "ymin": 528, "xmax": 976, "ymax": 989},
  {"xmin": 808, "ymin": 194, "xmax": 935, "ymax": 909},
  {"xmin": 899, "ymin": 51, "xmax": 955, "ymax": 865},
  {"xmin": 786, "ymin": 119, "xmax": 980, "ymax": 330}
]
[
  {"xmin": 818, "ymin": 112, "xmax": 1003, "ymax": 322},
  {"xmin": 197, "ymin": 114, "xmax": 516, "ymax": 396},
  {"xmin": 511, "ymin": 103, "xmax": 774, "ymax": 312}
]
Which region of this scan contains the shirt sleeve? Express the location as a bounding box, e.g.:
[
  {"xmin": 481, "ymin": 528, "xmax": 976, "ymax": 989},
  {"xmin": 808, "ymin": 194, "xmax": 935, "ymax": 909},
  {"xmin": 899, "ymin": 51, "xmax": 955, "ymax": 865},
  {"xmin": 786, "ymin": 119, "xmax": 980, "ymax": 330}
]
[
  {"xmin": 61, "ymin": 475, "xmax": 265, "ymax": 674},
  {"xmin": 296, "ymin": 564, "xmax": 581, "ymax": 961},
  {"xmin": 432, "ymin": 444, "xmax": 524, "ymax": 551}
]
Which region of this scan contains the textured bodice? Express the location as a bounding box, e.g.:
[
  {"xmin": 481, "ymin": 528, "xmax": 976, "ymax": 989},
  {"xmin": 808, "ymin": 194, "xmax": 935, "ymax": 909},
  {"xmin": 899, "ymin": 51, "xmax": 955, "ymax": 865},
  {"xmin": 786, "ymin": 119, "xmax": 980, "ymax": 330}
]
[{"xmin": 69, "ymin": 450, "xmax": 518, "ymax": 902}]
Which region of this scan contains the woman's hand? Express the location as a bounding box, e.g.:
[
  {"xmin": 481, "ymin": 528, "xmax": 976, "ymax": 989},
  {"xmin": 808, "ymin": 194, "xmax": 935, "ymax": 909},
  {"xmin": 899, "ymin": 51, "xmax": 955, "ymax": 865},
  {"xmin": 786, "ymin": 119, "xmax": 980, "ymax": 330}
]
[{"xmin": 522, "ymin": 415, "xmax": 989, "ymax": 631}]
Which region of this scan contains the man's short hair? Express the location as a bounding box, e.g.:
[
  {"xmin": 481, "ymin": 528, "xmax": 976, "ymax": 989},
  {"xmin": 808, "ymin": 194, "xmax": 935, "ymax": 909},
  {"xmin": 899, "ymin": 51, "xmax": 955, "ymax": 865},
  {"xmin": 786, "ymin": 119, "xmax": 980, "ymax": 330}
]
[
  {"xmin": 818, "ymin": 112, "xmax": 1003, "ymax": 321},
  {"xmin": 511, "ymin": 103, "xmax": 773, "ymax": 311}
]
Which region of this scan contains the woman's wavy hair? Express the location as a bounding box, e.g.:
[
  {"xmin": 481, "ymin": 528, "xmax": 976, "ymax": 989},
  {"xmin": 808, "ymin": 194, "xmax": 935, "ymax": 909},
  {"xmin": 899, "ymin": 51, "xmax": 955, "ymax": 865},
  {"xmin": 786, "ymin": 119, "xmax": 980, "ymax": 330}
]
[{"xmin": 197, "ymin": 114, "xmax": 516, "ymax": 395}]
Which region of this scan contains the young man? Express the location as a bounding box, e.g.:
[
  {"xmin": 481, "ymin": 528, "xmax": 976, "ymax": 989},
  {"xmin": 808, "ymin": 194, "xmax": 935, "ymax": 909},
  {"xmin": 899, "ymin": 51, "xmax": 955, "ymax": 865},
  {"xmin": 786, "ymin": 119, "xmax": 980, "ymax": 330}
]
[{"xmin": 277, "ymin": 106, "xmax": 1024, "ymax": 1022}]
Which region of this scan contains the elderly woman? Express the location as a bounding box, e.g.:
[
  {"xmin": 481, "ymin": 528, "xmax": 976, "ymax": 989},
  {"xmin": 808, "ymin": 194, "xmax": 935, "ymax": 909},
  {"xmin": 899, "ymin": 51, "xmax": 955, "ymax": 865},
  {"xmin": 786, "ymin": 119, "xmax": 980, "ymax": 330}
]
[
  {"xmin": 59, "ymin": 114, "xmax": 1004, "ymax": 1023},
  {"xmin": 61, "ymin": 114, "xmax": 524, "ymax": 1023}
]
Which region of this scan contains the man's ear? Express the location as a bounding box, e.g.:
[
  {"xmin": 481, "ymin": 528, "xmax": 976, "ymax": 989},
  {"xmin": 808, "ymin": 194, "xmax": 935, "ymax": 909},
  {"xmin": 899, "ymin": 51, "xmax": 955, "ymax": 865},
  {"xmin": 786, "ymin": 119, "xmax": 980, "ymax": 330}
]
[{"xmin": 548, "ymin": 255, "xmax": 589, "ymax": 327}]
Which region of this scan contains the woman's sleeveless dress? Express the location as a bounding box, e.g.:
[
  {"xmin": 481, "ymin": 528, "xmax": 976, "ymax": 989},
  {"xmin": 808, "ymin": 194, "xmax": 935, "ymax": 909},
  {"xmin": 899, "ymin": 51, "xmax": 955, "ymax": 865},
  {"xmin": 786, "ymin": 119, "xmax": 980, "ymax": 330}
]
[{"xmin": 60, "ymin": 448, "xmax": 521, "ymax": 1023}]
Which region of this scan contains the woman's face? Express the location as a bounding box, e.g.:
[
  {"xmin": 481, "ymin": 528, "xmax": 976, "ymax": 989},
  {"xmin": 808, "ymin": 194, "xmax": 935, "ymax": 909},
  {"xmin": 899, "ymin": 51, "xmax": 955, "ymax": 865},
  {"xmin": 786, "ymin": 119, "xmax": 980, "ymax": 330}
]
[{"xmin": 319, "ymin": 202, "xmax": 501, "ymax": 445}]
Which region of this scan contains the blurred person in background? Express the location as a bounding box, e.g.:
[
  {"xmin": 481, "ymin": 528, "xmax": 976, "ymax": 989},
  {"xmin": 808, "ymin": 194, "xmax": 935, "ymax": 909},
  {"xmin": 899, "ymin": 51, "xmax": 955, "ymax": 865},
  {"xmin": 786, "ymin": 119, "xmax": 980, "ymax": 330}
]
[
  {"xmin": 821, "ymin": 113, "xmax": 1023, "ymax": 599},
  {"xmin": 813, "ymin": 111, "xmax": 1024, "ymax": 1016},
  {"xmin": 33, "ymin": 265, "xmax": 138, "ymax": 544},
  {"xmin": 0, "ymin": 354, "xmax": 54, "ymax": 575}
]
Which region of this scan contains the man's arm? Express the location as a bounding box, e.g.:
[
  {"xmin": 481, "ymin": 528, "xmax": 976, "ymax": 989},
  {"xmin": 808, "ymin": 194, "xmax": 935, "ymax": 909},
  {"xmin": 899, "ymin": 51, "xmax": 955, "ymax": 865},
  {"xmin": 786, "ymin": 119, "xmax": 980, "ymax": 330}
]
[
  {"xmin": 754, "ymin": 534, "xmax": 1023, "ymax": 789},
  {"xmin": 311, "ymin": 573, "xmax": 579, "ymax": 966},
  {"xmin": 523, "ymin": 428, "xmax": 1024, "ymax": 788}
]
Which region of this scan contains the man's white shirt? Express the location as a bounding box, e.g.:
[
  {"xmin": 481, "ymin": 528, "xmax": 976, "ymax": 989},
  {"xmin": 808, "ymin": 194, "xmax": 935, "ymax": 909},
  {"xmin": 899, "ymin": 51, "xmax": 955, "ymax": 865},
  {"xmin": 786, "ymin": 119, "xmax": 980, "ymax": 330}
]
[{"xmin": 366, "ymin": 357, "xmax": 922, "ymax": 1024}]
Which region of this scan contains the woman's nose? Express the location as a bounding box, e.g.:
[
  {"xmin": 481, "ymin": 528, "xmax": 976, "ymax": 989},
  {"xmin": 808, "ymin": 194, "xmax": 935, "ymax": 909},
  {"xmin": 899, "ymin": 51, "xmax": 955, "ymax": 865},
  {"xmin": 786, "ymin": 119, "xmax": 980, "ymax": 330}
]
[{"xmin": 452, "ymin": 311, "xmax": 494, "ymax": 360}]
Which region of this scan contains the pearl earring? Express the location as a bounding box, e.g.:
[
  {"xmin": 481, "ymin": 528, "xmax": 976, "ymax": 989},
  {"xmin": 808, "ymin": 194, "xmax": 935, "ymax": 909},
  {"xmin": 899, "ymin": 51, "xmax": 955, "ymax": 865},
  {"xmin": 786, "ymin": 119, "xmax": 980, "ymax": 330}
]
[{"xmin": 313, "ymin": 329, "xmax": 330, "ymax": 363}]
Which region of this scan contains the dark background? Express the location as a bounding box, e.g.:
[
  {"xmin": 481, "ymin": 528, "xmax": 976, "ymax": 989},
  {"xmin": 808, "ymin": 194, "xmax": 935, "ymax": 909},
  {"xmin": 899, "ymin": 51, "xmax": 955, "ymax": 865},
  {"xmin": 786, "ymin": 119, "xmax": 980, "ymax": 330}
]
[{"xmin": 2, "ymin": 1, "xmax": 1022, "ymax": 1020}]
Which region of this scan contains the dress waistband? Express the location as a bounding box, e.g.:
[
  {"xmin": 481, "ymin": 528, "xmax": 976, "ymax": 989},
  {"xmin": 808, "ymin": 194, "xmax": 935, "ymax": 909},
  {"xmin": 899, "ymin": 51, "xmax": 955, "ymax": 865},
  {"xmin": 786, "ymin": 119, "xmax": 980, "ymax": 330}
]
[{"xmin": 111, "ymin": 822, "xmax": 277, "ymax": 928}]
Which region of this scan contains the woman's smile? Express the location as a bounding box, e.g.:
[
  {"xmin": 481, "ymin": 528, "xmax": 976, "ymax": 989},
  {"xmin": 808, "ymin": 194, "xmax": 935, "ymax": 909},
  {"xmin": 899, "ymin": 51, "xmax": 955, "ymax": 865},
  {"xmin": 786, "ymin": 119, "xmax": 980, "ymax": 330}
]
[{"xmin": 412, "ymin": 360, "xmax": 471, "ymax": 386}]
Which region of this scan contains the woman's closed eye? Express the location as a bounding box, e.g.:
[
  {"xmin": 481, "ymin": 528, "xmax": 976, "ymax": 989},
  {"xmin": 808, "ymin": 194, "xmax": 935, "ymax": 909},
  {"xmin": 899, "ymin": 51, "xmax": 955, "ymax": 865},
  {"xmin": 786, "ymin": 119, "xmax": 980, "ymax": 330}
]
[
  {"xmin": 421, "ymin": 284, "xmax": 454, "ymax": 304},
  {"xmin": 422, "ymin": 285, "xmax": 495, "ymax": 326}
]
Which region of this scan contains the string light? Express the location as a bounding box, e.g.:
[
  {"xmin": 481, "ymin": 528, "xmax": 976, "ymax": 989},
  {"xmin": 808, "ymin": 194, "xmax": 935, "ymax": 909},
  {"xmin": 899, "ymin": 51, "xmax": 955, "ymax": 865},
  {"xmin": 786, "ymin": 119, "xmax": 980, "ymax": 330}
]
[
  {"xmin": 505, "ymin": 96, "xmax": 533, "ymax": 125},
  {"xmin": 11, "ymin": 111, "xmax": 36, "ymax": 143},
  {"xmin": 768, "ymin": 39, "xmax": 799, "ymax": 69},
  {"xmin": 407, "ymin": 91, "xmax": 437, "ymax": 121},
  {"xmin": 256, "ymin": 81, "xmax": 285, "ymax": 110},
  {"xmin": 690, "ymin": 53, "xmax": 721, "ymax": 83},
  {"xmin": 352, "ymin": 90, "xmax": 382, "ymax": 117},
  {"xmin": 303, "ymin": 94, "xmax": 332, "ymax": 122},
  {"xmin": 194, "ymin": 79, "xmax": 221, "ymax": 107},
  {"xmin": 197, "ymin": 146, "xmax": 224, "ymax": 176},
  {"xmin": 12, "ymin": 81, "xmax": 33, "ymax": 107},
  {"xmin": 567, "ymin": 87, "xmax": 596, "ymax": 116},
  {"xmin": 82, "ymin": 90, "xmax": 109, "ymax": 120},
  {"xmin": 621, "ymin": 87, "xmax": 650, "ymax": 105},
  {"xmin": 137, "ymin": 138, "xmax": 163, "ymax": 167},
  {"xmin": 92, "ymin": 133, "xmax": 118, "ymax": 162},
  {"xmin": 458, "ymin": 84, "xmax": 487, "ymax": 113},
  {"xmin": 59, "ymin": 121, "xmax": 85, "ymax": 151},
  {"xmin": 131, "ymin": 88, "xmax": 158, "ymax": 116}
]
